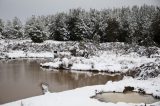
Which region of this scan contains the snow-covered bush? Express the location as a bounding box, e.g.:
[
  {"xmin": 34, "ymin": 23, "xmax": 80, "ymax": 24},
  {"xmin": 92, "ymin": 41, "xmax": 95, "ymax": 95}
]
[{"xmin": 134, "ymin": 62, "xmax": 160, "ymax": 79}]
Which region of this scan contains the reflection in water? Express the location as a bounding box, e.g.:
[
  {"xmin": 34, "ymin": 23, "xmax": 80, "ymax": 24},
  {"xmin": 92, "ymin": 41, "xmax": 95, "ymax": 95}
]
[
  {"xmin": 94, "ymin": 92, "xmax": 160, "ymax": 104},
  {"xmin": 0, "ymin": 59, "xmax": 122, "ymax": 104}
]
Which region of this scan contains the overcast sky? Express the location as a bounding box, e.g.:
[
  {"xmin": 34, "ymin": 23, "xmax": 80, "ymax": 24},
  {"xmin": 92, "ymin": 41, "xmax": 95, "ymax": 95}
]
[{"xmin": 0, "ymin": 0, "xmax": 160, "ymax": 22}]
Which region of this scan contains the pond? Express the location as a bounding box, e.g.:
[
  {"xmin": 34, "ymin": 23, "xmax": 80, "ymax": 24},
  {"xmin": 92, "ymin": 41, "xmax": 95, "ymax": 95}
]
[
  {"xmin": 0, "ymin": 59, "xmax": 123, "ymax": 104},
  {"xmin": 94, "ymin": 92, "xmax": 160, "ymax": 104}
]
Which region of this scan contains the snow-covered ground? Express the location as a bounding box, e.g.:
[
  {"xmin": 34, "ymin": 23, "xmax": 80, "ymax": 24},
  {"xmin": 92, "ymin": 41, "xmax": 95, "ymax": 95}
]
[
  {"xmin": 41, "ymin": 51, "xmax": 157, "ymax": 73},
  {"xmin": 1, "ymin": 75, "xmax": 160, "ymax": 106},
  {"xmin": 0, "ymin": 40, "xmax": 64, "ymax": 59},
  {"xmin": 5, "ymin": 51, "xmax": 54, "ymax": 58},
  {"xmin": 0, "ymin": 40, "xmax": 160, "ymax": 106}
]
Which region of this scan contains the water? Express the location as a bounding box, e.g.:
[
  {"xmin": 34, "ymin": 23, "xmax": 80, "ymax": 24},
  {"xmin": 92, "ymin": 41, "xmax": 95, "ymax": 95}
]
[
  {"xmin": 94, "ymin": 92, "xmax": 160, "ymax": 104},
  {"xmin": 0, "ymin": 59, "xmax": 122, "ymax": 104}
]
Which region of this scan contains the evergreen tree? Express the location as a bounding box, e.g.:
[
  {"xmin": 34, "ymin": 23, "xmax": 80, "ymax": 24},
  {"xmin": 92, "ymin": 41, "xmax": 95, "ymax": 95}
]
[
  {"xmin": 129, "ymin": 5, "xmax": 155, "ymax": 46},
  {"xmin": 129, "ymin": 5, "xmax": 140, "ymax": 44},
  {"xmin": 12, "ymin": 17, "xmax": 23, "ymax": 39},
  {"xmin": 37, "ymin": 16, "xmax": 50, "ymax": 39},
  {"xmin": 119, "ymin": 20, "xmax": 130, "ymax": 42},
  {"xmin": 1, "ymin": 5, "xmax": 159, "ymax": 46},
  {"xmin": 49, "ymin": 13, "xmax": 68, "ymax": 41},
  {"xmin": 3, "ymin": 20, "xmax": 13, "ymax": 39},
  {"xmin": 25, "ymin": 16, "xmax": 47, "ymax": 43},
  {"xmin": 3, "ymin": 17, "xmax": 23, "ymax": 39},
  {"xmin": 0, "ymin": 19, "xmax": 4, "ymax": 39},
  {"xmin": 137, "ymin": 5, "xmax": 155, "ymax": 46},
  {"xmin": 118, "ymin": 7, "xmax": 131, "ymax": 42},
  {"xmin": 66, "ymin": 9, "xmax": 84, "ymax": 41},
  {"xmin": 151, "ymin": 7, "xmax": 160, "ymax": 46},
  {"xmin": 102, "ymin": 18, "xmax": 120, "ymax": 42},
  {"xmin": 25, "ymin": 16, "xmax": 36, "ymax": 39}
]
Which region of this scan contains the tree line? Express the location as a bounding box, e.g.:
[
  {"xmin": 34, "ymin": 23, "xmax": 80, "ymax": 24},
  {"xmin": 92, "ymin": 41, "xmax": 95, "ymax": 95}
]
[{"xmin": 0, "ymin": 5, "xmax": 160, "ymax": 46}]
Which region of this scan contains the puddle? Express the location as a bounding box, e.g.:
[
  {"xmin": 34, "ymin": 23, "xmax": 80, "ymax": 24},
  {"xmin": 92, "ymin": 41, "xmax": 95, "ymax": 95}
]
[{"xmin": 94, "ymin": 92, "xmax": 160, "ymax": 104}]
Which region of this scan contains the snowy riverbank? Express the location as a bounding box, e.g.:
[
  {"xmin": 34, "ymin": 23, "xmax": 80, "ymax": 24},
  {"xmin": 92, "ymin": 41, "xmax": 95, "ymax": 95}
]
[
  {"xmin": 1, "ymin": 75, "xmax": 160, "ymax": 106},
  {"xmin": 0, "ymin": 39, "xmax": 160, "ymax": 78},
  {"xmin": 1, "ymin": 40, "xmax": 160, "ymax": 77},
  {"xmin": 41, "ymin": 51, "xmax": 158, "ymax": 73},
  {"xmin": 0, "ymin": 40, "xmax": 160, "ymax": 106},
  {"xmin": 0, "ymin": 40, "xmax": 62, "ymax": 59}
]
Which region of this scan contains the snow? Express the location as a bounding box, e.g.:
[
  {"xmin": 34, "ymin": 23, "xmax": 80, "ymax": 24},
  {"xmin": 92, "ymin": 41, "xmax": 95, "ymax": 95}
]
[
  {"xmin": 104, "ymin": 76, "xmax": 160, "ymax": 97},
  {"xmin": 41, "ymin": 61, "xmax": 62, "ymax": 68},
  {"xmin": 62, "ymin": 58, "xmax": 69, "ymax": 68},
  {"xmin": 3, "ymin": 39, "xmax": 156, "ymax": 77},
  {"xmin": 71, "ymin": 63, "xmax": 92, "ymax": 71},
  {"xmin": 1, "ymin": 76, "xmax": 160, "ymax": 106},
  {"xmin": 5, "ymin": 51, "xmax": 54, "ymax": 59},
  {"xmin": 41, "ymin": 51, "xmax": 157, "ymax": 73},
  {"xmin": 134, "ymin": 62, "xmax": 160, "ymax": 79},
  {"xmin": 6, "ymin": 51, "xmax": 26, "ymax": 58},
  {"xmin": 44, "ymin": 40, "xmax": 65, "ymax": 44},
  {"xmin": 1, "ymin": 39, "xmax": 160, "ymax": 78},
  {"xmin": 1, "ymin": 40, "xmax": 160, "ymax": 106},
  {"xmin": 27, "ymin": 52, "xmax": 54, "ymax": 58}
]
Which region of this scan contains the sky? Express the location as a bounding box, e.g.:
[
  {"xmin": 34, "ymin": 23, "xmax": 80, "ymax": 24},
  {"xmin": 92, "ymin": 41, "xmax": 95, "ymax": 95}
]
[{"xmin": 0, "ymin": 0, "xmax": 160, "ymax": 22}]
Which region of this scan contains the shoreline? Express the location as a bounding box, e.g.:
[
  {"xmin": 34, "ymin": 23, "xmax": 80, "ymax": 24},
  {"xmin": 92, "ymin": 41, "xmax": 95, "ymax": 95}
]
[{"xmin": 0, "ymin": 40, "xmax": 160, "ymax": 106}]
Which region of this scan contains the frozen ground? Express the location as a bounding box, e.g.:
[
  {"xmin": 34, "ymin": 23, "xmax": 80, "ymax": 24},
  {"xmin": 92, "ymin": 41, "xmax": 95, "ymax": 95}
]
[
  {"xmin": 0, "ymin": 40, "xmax": 160, "ymax": 106},
  {"xmin": 1, "ymin": 75, "xmax": 160, "ymax": 106}
]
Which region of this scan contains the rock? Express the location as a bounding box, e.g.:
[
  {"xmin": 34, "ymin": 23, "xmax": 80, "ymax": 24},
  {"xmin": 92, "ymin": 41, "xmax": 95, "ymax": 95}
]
[
  {"xmin": 138, "ymin": 88, "xmax": 146, "ymax": 94},
  {"xmin": 41, "ymin": 82, "xmax": 49, "ymax": 94},
  {"xmin": 123, "ymin": 86, "xmax": 134, "ymax": 93}
]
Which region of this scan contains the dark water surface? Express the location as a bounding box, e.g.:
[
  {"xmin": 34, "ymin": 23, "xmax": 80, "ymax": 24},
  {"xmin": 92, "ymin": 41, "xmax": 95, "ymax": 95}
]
[{"xmin": 0, "ymin": 59, "xmax": 122, "ymax": 104}]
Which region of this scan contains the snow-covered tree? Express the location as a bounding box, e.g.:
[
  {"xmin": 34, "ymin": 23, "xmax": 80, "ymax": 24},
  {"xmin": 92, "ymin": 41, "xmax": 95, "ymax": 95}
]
[
  {"xmin": 151, "ymin": 7, "xmax": 160, "ymax": 46},
  {"xmin": 25, "ymin": 16, "xmax": 36, "ymax": 39},
  {"xmin": 118, "ymin": 7, "xmax": 131, "ymax": 42},
  {"xmin": 66, "ymin": 9, "xmax": 84, "ymax": 41},
  {"xmin": 87, "ymin": 9, "xmax": 101, "ymax": 41},
  {"xmin": 49, "ymin": 13, "xmax": 68, "ymax": 41},
  {"xmin": 128, "ymin": 5, "xmax": 156, "ymax": 46},
  {"xmin": 90, "ymin": 9, "xmax": 107, "ymax": 43},
  {"xmin": 0, "ymin": 19, "xmax": 4, "ymax": 39},
  {"xmin": 12, "ymin": 17, "xmax": 23, "ymax": 38},
  {"xmin": 3, "ymin": 17, "xmax": 23, "ymax": 39},
  {"xmin": 25, "ymin": 16, "xmax": 47, "ymax": 43},
  {"xmin": 102, "ymin": 18, "xmax": 120, "ymax": 42},
  {"xmin": 136, "ymin": 5, "xmax": 155, "ymax": 46},
  {"xmin": 37, "ymin": 15, "xmax": 50, "ymax": 39},
  {"xmin": 3, "ymin": 20, "xmax": 13, "ymax": 39},
  {"xmin": 1, "ymin": 5, "xmax": 159, "ymax": 46}
]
